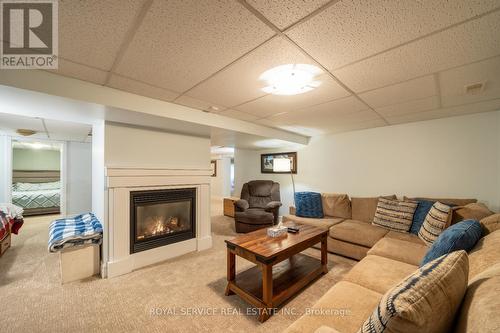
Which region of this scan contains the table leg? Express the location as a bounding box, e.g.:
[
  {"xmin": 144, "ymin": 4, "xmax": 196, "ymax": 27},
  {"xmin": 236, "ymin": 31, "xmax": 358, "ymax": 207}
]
[
  {"xmin": 321, "ymin": 235, "xmax": 328, "ymax": 274},
  {"xmin": 225, "ymin": 248, "xmax": 235, "ymax": 296},
  {"xmin": 259, "ymin": 263, "xmax": 273, "ymax": 322}
]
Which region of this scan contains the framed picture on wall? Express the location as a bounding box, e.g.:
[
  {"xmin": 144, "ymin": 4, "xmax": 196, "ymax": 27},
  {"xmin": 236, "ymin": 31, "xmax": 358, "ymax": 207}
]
[
  {"xmin": 261, "ymin": 152, "xmax": 297, "ymax": 174},
  {"xmin": 210, "ymin": 160, "xmax": 217, "ymax": 177}
]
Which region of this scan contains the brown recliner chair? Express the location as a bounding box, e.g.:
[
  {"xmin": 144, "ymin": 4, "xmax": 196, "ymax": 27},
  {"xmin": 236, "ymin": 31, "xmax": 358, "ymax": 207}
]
[{"xmin": 234, "ymin": 180, "xmax": 282, "ymax": 233}]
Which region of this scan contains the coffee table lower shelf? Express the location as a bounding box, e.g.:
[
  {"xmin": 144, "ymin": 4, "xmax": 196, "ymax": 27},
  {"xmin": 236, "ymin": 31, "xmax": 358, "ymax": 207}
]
[{"xmin": 225, "ymin": 253, "xmax": 325, "ymax": 322}]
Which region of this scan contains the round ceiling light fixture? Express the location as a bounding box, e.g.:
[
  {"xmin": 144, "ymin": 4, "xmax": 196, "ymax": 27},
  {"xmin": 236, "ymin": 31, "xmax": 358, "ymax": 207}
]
[{"xmin": 259, "ymin": 64, "xmax": 322, "ymax": 96}]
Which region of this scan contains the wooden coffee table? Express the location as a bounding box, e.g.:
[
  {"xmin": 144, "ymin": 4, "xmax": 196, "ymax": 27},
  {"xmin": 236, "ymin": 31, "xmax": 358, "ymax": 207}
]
[{"xmin": 224, "ymin": 223, "xmax": 328, "ymax": 322}]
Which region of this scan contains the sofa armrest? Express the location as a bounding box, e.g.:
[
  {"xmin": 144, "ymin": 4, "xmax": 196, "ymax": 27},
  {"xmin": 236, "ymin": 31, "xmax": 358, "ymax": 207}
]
[
  {"xmin": 289, "ymin": 206, "xmax": 296, "ymax": 215},
  {"xmin": 234, "ymin": 199, "xmax": 249, "ymax": 212},
  {"xmin": 265, "ymin": 201, "xmax": 282, "ymax": 212}
]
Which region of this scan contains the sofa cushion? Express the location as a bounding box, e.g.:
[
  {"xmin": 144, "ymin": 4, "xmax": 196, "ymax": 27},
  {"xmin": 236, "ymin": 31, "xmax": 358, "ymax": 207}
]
[
  {"xmin": 295, "ymin": 192, "xmax": 324, "ymax": 218},
  {"xmin": 283, "ymin": 215, "xmax": 344, "ymax": 230},
  {"xmin": 409, "ymin": 199, "xmax": 434, "ymax": 234},
  {"xmin": 314, "ymin": 326, "xmax": 341, "ymax": 333},
  {"xmin": 284, "ymin": 281, "xmax": 382, "ymax": 333},
  {"xmin": 351, "ymin": 195, "xmax": 396, "ymax": 223},
  {"xmin": 418, "ymin": 201, "xmax": 452, "ymax": 246},
  {"xmin": 367, "ymin": 237, "xmax": 428, "ymax": 266},
  {"xmin": 479, "ymin": 213, "xmax": 500, "ymax": 236},
  {"xmin": 373, "ymin": 198, "xmax": 417, "ymax": 233},
  {"xmin": 451, "ymin": 202, "xmax": 493, "ymax": 224},
  {"xmin": 327, "ymin": 238, "xmax": 369, "ymax": 261},
  {"xmin": 344, "ymin": 255, "xmax": 417, "ymax": 294},
  {"xmin": 383, "ymin": 231, "xmax": 425, "ymax": 245},
  {"xmin": 330, "ymin": 220, "xmax": 389, "ymax": 248},
  {"xmin": 404, "ymin": 196, "xmax": 477, "ymax": 206},
  {"xmin": 358, "ymin": 251, "xmax": 468, "ymax": 333},
  {"xmin": 321, "ymin": 193, "xmax": 351, "ymax": 219},
  {"xmin": 454, "ymin": 263, "xmax": 500, "ymax": 333},
  {"xmin": 468, "ymin": 229, "xmax": 500, "ymax": 279},
  {"xmin": 421, "ymin": 220, "xmax": 482, "ymax": 266}
]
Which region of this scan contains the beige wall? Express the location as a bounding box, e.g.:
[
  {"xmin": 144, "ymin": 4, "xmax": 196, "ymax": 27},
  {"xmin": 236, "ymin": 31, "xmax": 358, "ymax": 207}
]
[
  {"xmin": 12, "ymin": 147, "xmax": 60, "ymax": 171},
  {"xmin": 235, "ymin": 111, "xmax": 500, "ymax": 214},
  {"xmin": 104, "ymin": 124, "xmax": 210, "ymax": 169}
]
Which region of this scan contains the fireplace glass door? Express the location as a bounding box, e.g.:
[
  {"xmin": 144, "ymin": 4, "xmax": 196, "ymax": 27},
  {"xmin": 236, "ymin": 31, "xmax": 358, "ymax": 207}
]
[{"xmin": 130, "ymin": 188, "xmax": 196, "ymax": 253}]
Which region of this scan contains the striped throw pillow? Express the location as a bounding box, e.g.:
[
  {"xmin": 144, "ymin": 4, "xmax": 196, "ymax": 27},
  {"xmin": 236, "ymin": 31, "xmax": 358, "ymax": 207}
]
[
  {"xmin": 418, "ymin": 201, "xmax": 452, "ymax": 246},
  {"xmin": 358, "ymin": 250, "xmax": 468, "ymax": 333},
  {"xmin": 372, "ymin": 198, "xmax": 418, "ymax": 233}
]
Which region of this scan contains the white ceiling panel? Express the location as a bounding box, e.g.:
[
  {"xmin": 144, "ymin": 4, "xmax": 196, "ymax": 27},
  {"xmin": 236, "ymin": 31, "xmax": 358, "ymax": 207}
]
[
  {"xmin": 114, "ymin": 0, "xmax": 274, "ymax": 93},
  {"xmin": 218, "ymin": 109, "xmax": 259, "ymax": 122},
  {"xmin": 186, "ymin": 37, "xmax": 324, "ymax": 108},
  {"xmin": 359, "ymin": 75, "xmax": 436, "ymax": 108},
  {"xmin": 107, "ymin": 74, "xmax": 179, "ymax": 102},
  {"xmin": 287, "ymin": 0, "xmax": 500, "ymax": 70},
  {"xmin": 376, "ymin": 96, "xmax": 440, "ymax": 117},
  {"xmin": 235, "ymin": 73, "xmax": 350, "ymax": 118},
  {"xmin": 44, "ymin": 119, "xmax": 91, "ymax": 142},
  {"xmin": 385, "ymin": 98, "xmax": 500, "ymax": 125},
  {"xmin": 260, "ymin": 96, "xmax": 376, "ymax": 132},
  {"xmin": 174, "ymin": 96, "xmax": 226, "ymax": 113},
  {"xmin": 59, "ymin": 0, "xmax": 147, "ymax": 70},
  {"xmin": 332, "ymin": 10, "xmax": 500, "ymax": 92},
  {"xmin": 247, "ymin": 0, "xmax": 330, "ymax": 30},
  {"xmin": 325, "ymin": 118, "xmax": 388, "ymax": 135},
  {"xmin": 48, "ymin": 59, "xmax": 108, "ymax": 85},
  {"xmin": 440, "ymin": 56, "xmax": 500, "ymax": 107},
  {"xmin": 0, "ymin": 113, "xmax": 44, "ymax": 133}
]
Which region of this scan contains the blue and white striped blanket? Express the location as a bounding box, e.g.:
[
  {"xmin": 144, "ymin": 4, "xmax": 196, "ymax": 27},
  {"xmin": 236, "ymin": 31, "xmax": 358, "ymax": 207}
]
[{"xmin": 48, "ymin": 213, "xmax": 103, "ymax": 253}]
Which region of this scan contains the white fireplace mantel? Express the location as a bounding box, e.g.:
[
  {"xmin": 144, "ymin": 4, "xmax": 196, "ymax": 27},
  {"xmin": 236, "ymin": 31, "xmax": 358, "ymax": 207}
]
[{"xmin": 104, "ymin": 167, "xmax": 212, "ymax": 278}]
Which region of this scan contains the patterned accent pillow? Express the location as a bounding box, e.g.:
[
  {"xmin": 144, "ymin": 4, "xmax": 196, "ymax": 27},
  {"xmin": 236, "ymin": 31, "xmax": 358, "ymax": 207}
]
[
  {"xmin": 418, "ymin": 201, "xmax": 452, "ymax": 246},
  {"xmin": 358, "ymin": 250, "xmax": 468, "ymax": 333},
  {"xmin": 409, "ymin": 199, "xmax": 435, "ymax": 234},
  {"xmin": 372, "ymin": 198, "xmax": 418, "ymax": 233},
  {"xmin": 295, "ymin": 192, "xmax": 323, "ymax": 218}
]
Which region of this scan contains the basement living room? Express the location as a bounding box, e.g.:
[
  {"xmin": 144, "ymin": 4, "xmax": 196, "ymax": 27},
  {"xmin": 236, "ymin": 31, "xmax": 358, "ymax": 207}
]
[{"xmin": 1, "ymin": 1, "xmax": 500, "ymax": 333}]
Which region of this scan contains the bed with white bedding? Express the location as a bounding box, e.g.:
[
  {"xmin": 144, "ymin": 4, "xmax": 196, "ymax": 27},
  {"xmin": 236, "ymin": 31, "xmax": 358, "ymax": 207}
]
[{"xmin": 12, "ymin": 170, "xmax": 61, "ymax": 216}]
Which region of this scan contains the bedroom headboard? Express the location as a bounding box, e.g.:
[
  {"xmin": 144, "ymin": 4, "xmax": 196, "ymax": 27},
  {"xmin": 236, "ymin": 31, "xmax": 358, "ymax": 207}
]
[{"xmin": 12, "ymin": 170, "xmax": 60, "ymax": 183}]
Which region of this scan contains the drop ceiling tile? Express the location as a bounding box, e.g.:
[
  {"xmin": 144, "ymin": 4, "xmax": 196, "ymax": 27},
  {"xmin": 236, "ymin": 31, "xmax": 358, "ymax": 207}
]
[
  {"xmin": 44, "ymin": 119, "xmax": 92, "ymax": 142},
  {"xmin": 287, "ymin": 0, "xmax": 500, "ymax": 70},
  {"xmin": 48, "ymin": 59, "xmax": 108, "ymax": 85},
  {"xmin": 114, "ymin": 0, "xmax": 274, "ymax": 92},
  {"xmin": 0, "ymin": 113, "xmax": 44, "ymax": 133},
  {"xmin": 175, "ymin": 96, "xmax": 226, "ymax": 113},
  {"xmin": 247, "ymin": 0, "xmax": 330, "ymax": 30},
  {"xmin": 218, "ymin": 109, "xmax": 259, "ymax": 122},
  {"xmin": 235, "ymin": 74, "xmax": 350, "ymax": 118},
  {"xmin": 385, "ymin": 98, "xmax": 500, "ymax": 125},
  {"xmin": 440, "ymin": 56, "xmax": 500, "ymax": 107},
  {"xmin": 264, "ymin": 96, "xmax": 373, "ymax": 127},
  {"xmin": 186, "ymin": 37, "xmax": 324, "ymax": 108},
  {"xmin": 359, "ymin": 75, "xmax": 436, "ymax": 108},
  {"xmin": 59, "ymin": 0, "xmax": 148, "ymax": 70},
  {"xmin": 107, "ymin": 74, "xmax": 179, "ymax": 102},
  {"xmin": 376, "ymin": 96, "xmax": 440, "ymax": 117},
  {"xmin": 332, "ymin": 11, "xmax": 500, "ymax": 92}
]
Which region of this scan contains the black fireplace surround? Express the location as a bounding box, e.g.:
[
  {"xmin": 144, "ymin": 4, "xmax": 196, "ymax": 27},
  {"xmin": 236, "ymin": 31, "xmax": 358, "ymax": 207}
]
[{"xmin": 130, "ymin": 188, "xmax": 196, "ymax": 254}]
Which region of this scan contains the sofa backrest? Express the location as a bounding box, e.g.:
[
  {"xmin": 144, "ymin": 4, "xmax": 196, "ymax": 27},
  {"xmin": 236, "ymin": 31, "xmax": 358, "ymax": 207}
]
[
  {"xmin": 350, "ymin": 195, "xmax": 396, "ymax": 223},
  {"xmin": 453, "ymin": 228, "xmax": 500, "ymax": 333},
  {"xmin": 321, "ymin": 193, "xmax": 351, "ymax": 219}
]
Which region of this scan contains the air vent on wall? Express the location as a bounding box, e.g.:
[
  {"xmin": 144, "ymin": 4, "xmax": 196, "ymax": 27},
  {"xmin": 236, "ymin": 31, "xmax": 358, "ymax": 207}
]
[{"xmin": 464, "ymin": 82, "xmax": 486, "ymax": 95}]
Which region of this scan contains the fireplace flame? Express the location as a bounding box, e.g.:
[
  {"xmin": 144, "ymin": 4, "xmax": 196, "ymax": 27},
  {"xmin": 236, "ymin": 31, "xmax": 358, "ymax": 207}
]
[{"xmin": 151, "ymin": 216, "xmax": 166, "ymax": 235}]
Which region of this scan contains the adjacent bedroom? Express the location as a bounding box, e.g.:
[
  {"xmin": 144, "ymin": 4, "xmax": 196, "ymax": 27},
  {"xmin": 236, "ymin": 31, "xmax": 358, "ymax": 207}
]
[{"xmin": 0, "ymin": 113, "xmax": 92, "ymax": 268}]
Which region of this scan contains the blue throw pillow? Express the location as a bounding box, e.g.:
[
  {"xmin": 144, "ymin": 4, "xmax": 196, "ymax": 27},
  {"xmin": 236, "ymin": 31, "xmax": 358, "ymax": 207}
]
[
  {"xmin": 410, "ymin": 200, "xmax": 435, "ymax": 234},
  {"xmin": 295, "ymin": 192, "xmax": 323, "ymax": 218},
  {"xmin": 420, "ymin": 219, "xmax": 482, "ymax": 266}
]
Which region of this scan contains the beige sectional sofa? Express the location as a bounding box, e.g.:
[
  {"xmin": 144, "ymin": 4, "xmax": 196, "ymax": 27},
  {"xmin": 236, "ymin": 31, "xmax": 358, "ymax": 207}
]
[
  {"xmin": 283, "ymin": 194, "xmax": 500, "ymax": 333},
  {"xmin": 285, "ymin": 194, "xmax": 477, "ymax": 260}
]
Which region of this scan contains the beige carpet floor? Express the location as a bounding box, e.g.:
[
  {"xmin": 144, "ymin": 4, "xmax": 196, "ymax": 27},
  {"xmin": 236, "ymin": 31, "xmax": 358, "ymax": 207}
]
[{"xmin": 0, "ymin": 203, "xmax": 355, "ymax": 332}]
